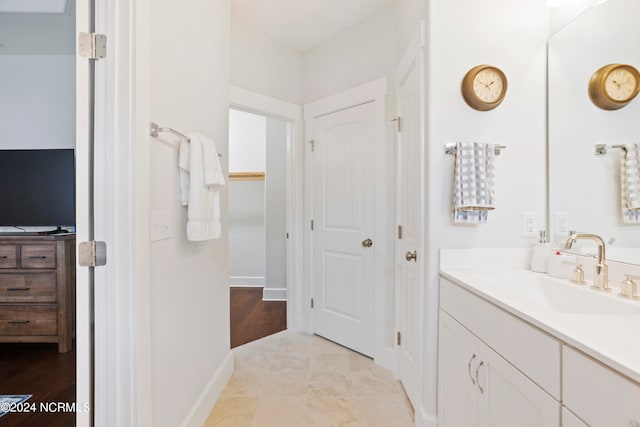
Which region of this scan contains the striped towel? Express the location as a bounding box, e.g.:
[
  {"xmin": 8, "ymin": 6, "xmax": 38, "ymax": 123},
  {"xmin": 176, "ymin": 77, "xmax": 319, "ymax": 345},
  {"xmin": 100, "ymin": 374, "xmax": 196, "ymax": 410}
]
[
  {"xmin": 452, "ymin": 142, "xmax": 496, "ymax": 224},
  {"xmin": 621, "ymin": 143, "xmax": 640, "ymax": 224}
]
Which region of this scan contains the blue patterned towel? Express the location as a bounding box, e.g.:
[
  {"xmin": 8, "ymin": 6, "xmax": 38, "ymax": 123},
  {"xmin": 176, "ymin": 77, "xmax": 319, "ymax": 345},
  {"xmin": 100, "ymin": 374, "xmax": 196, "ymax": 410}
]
[{"xmin": 452, "ymin": 142, "xmax": 496, "ymax": 224}]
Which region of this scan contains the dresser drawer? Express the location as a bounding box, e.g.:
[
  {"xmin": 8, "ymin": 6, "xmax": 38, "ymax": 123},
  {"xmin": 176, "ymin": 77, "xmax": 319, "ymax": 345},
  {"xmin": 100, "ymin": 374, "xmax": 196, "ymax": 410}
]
[
  {"xmin": 21, "ymin": 245, "xmax": 56, "ymax": 269},
  {"xmin": 0, "ymin": 245, "xmax": 17, "ymax": 269},
  {"xmin": 0, "ymin": 274, "xmax": 56, "ymax": 303},
  {"xmin": 0, "ymin": 306, "xmax": 57, "ymax": 336},
  {"xmin": 563, "ymin": 346, "xmax": 640, "ymax": 426}
]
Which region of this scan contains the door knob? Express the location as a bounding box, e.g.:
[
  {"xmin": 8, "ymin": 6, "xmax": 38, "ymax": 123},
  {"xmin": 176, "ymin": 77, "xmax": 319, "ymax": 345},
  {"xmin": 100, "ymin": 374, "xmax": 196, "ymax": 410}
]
[
  {"xmin": 405, "ymin": 251, "xmax": 417, "ymax": 262},
  {"xmin": 362, "ymin": 239, "xmax": 373, "ymax": 248}
]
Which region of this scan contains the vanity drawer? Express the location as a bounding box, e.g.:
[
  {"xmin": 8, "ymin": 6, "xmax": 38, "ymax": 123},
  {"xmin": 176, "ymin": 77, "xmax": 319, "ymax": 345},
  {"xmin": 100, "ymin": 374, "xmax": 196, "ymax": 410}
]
[
  {"xmin": 0, "ymin": 273, "xmax": 56, "ymax": 303},
  {"xmin": 440, "ymin": 278, "xmax": 562, "ymax": 399},
  {"xmin": 563, "ymin": 346, "xmax": 640, "ymax": 426},
  {"xmin": 0, "ymin": 306, "xmax": 57, "ymax": 336},
  {"xmin": 0, "ymin": 246, "xmax": 17, "ymax": 269},
  {"xmin": 21, "ymin": 245, "xmax": 56, "ymax": 269}
]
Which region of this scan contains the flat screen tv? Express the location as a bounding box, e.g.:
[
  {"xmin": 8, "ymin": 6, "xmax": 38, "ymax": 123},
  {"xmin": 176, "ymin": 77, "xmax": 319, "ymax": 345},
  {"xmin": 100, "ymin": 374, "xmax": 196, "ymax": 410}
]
[{"xmin": 0, "ymin": 149, "xmax": 75, "ymax": 229}]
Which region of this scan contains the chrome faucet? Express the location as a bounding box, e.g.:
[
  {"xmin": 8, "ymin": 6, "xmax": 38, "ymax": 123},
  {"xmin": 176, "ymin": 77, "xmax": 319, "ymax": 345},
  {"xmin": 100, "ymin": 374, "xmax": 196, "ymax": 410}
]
[{"xmin": 565, "ymin": 233, "xmax": 610, "ymax": 292}]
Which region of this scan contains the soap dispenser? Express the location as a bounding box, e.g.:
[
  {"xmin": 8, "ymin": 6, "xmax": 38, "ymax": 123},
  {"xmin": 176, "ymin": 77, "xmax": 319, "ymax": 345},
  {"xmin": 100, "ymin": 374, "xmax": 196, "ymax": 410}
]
[{"xmin": 531, "ymin": 230, "xmax": 551, "ymax": 273}]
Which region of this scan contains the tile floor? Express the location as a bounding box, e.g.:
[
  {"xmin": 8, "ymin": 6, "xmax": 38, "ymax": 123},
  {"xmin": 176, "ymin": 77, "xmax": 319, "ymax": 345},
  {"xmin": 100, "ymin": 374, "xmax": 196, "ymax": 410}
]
[{"xmin": 204, "ymin": 331, "xmax": 415, "ymax": 427}]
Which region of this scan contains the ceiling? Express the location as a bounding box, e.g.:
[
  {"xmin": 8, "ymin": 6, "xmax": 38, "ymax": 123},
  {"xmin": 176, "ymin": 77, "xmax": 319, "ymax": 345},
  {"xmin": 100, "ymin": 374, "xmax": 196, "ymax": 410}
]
[
  {"xmin": 231, "ymin": 0, "xmax": 397, "ymax": 52},
  {"xmin": 0, "ymin": 0, "xmax": 74, "ymax": 54}
]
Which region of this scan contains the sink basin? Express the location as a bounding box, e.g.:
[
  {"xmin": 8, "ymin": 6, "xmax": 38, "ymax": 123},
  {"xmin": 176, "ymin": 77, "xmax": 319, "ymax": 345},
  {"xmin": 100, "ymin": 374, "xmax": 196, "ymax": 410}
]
[{"xmin": 460, "ymin": 270, "xmax": 640, "ymax": 315}]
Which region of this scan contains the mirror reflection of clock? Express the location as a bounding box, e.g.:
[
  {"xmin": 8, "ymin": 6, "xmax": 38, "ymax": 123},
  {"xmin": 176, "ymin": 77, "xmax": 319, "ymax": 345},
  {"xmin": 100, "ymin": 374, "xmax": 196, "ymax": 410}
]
[{"xmin": 588, "ymin": 63, "xmax": 640, "ymax": 110}]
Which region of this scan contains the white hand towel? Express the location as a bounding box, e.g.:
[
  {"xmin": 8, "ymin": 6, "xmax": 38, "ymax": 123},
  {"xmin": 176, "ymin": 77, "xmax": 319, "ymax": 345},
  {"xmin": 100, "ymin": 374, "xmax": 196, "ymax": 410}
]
[
  {"xmin": 621, "ymin": 143, "xmax": 640, "ymax": 224},
  {"xmin": 452, "ymin": 141, "xmax": 496, "ymax": 224},
  {"xmin": 178, "ymin": 141, "xmax": 190, "ymax": 206},
  {"xmin": 184, "ymin": 133, "xmax": 225, "ymax": 241}
]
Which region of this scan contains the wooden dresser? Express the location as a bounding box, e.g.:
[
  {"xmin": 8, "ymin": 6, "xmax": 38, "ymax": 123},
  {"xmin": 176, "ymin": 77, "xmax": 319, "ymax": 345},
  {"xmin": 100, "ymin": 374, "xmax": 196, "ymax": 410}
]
[{"xmin": 0, "ymin": 234, "xmax": 75, "ymax": 353}]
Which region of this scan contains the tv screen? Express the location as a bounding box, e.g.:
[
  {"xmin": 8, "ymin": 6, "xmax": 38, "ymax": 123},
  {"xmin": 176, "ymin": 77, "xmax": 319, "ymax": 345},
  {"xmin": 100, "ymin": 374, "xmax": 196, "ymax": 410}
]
[{"xmin": 0, "ymin": 149, "xmax": 75, "ymax": 227}]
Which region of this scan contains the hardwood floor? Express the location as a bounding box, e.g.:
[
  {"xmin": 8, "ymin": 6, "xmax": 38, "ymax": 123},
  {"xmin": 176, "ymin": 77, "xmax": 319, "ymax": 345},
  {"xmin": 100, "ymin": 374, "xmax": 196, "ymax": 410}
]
[
  {"xmin": 0, "ymin": 343, "xmax": 75, "ymax": 427},
  {"xmin": 230, "ymin": 287, "xmax": 287, "ymax": 348}
]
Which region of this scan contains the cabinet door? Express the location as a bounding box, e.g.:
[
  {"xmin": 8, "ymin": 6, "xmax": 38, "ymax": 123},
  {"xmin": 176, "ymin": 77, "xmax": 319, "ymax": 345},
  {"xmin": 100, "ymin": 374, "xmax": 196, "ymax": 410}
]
[
  {"xmin": 478, "ymin": 343, "xmax": 560, "ymax": 427},
  {"xmin": 562, "ymin": 407, "xmax": 588, "ymax": 427},
  {"xmin": 438, "ymin": 310, "xmax": 480, "ymax": 427}
]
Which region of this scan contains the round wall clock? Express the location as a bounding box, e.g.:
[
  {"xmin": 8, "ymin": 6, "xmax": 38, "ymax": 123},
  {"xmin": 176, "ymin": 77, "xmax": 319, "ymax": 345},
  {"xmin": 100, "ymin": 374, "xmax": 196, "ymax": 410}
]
[
  {"xmin": 461, "ymin": 65, "xmax": 508, "ymax": 111},
  {"xmin": 588, "ymin": 63, "xmax": 640, "ymax": 110}
]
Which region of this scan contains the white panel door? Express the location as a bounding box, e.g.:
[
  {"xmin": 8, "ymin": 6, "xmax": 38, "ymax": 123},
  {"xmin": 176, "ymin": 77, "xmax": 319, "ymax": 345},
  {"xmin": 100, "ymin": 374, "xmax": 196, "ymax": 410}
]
[
  {"xmin": 311, "ymin": 101, "xmax": 376, "ymax": 356},
  {"xmin": 395, "ymin": 28, "xmax": 424, "ymax": 407}
]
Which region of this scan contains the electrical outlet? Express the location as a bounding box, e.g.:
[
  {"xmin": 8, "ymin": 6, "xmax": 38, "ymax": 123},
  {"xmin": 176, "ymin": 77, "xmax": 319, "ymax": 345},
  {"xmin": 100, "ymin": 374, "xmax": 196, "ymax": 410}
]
[
  {"xmin": 150, "ymin": 210, "xmax": 172, "ymax": 242},
  {"xmin": 555, "ymin": 212, "xmax": 572, "ymax": 237},
  {"xmin": 522, "ymin": 212, "xmax": 538, "ymax": 237}
]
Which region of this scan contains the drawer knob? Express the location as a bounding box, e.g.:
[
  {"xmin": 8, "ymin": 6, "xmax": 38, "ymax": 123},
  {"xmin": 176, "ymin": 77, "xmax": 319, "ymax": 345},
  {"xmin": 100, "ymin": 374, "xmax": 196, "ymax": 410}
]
[
  {"xmin": 7, "ymin": 287, "xmax": 30, "ymax": 292},
  {"xmin": 8, "ymin": 320, "xmax": 30, "ymax": 325}
]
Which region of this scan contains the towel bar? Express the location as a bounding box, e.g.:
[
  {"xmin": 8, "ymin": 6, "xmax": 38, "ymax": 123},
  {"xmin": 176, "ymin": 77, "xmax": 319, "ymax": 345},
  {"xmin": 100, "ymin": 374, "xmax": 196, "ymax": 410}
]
[
  {"xmin": 150, "ymin": 122, "xmax": 222, "ymax": 157},
  {"xmin": 445, "ymin": 143, "xmax": 507, "ymax": 156},
  {"xmin": 595, "ymin": 144, "xmax": 628, "ymax": 155}
]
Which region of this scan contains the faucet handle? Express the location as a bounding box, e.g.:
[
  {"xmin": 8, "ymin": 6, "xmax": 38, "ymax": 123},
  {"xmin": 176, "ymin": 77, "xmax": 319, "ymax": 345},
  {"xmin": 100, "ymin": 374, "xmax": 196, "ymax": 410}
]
[
  {"xmin": 619, "ymin": 275, "xmax": 640, "ymax": 300},
  {"xmin": 570, "ymin": 264, "xmax": 586, "ymax": 286}
]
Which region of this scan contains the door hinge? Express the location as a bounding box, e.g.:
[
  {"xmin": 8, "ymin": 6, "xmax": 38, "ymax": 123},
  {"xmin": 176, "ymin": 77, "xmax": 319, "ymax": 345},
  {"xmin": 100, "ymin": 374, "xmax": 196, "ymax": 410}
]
[
  {"xmin": 311, "ymin": 220, "xmax": 315, "ymax": 231},
  {"xmin": 78, "ymin": 32, "xmax": 107, "ymax": 60},
  {"xmin": 391, "ymin": 116, "xmax": 401, "ymax": 132},
  {"xmin": 398, "ymin": 225, "xmax": 403, "ymax": 240},
  {"xmin": 397, "ymin": 331, "xmax": 402, "ymax": 346},
  {"xmin": 308, "ymin": 140, "xmax": 315, "ymax": 152},
  {"xmin": 78, "ymin": 241, "xmax": 107, "ymax": 267},
  {"xmin": 310, "ymin": 298, "xmax": 314, "ymax": 309}
]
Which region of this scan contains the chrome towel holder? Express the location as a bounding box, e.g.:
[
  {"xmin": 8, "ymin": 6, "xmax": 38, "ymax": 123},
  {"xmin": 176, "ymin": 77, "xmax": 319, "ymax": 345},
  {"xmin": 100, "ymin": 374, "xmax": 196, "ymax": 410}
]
[{"xmin": 445, "ymin": 143, "xmax": 507, "ymax": 156}]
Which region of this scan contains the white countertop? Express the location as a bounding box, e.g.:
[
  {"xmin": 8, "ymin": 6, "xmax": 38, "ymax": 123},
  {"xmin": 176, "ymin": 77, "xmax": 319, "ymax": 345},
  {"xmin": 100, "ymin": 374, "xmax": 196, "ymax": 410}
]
[{"xmin": 440, "ymin": 268, "xmax": 640, "ymax": 385}]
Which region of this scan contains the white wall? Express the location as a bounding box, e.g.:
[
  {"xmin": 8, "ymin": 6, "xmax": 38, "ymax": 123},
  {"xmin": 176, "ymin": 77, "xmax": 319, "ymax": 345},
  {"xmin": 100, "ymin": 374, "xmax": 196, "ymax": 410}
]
[
  {"xmin": 302, "ymin": 7, "xmax": 397, "ymax": 103},
  {"xmin": 424, "ymin": 0, "xmax": 549, "ymax": 419},
  {"xmin": 229, "ymin": 109, "xmax": 266, "ymax": 172},
  {"xmin": 395, "ymin": 0, "xmax": 427, "ymax": 57},
  {"xmin": 231, "ymin": 20, "xmax": 303, "ymax": 105},
  {"xmin": 0, "ymin": 55, "xmax": 75, "ymax": 149},
  {"xmin": 149, "ymin": 0, "xmax": 232, "ymax": 426},
  {"xmin": 265, "ymin": 118, "xmax": 288, "ymax": 297}
]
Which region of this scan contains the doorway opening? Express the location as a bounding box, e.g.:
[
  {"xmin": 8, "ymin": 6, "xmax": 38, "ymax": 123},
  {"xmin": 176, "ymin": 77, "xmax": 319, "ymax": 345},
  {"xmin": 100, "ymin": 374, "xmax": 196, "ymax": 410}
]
[
  {"xmin": 228, "ymin": 108, "xmax": 290, "ymax": 347},
  {"xmin": 0, "ymin": 2, "xmax": 77, "ymax": 426}
]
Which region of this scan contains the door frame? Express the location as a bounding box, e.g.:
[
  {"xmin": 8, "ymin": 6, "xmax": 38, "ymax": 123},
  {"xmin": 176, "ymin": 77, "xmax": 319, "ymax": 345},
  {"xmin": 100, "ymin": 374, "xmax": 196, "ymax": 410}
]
[
  {"xmin": 394, "ymin": 22, "xmax": 429, "ymax": 425},
  {"xmin": 76, "ymin": 0, "xmax": 150, "ymax": 425},
  {"xmin": 303, "ymin": 78, "xmax": 395, "ymax": 369},
  {"xmin": 229, "ymin": 86, "xmax": 304, "ymax": 331}
]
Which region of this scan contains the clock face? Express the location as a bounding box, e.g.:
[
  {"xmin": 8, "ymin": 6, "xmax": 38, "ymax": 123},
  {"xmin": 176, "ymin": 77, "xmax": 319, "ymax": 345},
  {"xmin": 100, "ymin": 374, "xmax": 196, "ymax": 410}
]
[
  {"xmin": 604, "ymin": 67, "xmax": 638, "ymax": 101},
  {"xmin": 472, "ymin": 69, "xmax": 505, "ymax": 103}
]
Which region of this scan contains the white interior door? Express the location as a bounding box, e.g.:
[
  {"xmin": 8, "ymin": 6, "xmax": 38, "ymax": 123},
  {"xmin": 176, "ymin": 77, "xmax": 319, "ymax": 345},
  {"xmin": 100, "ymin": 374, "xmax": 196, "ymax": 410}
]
[
  {"xmin": 75, "ymin": 0, "xmax": 93, "ymax": 425},
  {"xmin": 395, "ymin": 26, "xmax": 425, "ymax": 407},
  {"xmin": 311, "ymin": 101, "xmax": 376, "ymax": 356}
]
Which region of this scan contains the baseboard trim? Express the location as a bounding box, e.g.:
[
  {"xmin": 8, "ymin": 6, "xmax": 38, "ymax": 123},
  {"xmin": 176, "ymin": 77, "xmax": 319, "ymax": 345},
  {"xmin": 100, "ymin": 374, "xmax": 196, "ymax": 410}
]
[
  {"xmin": 179, "ymin": 351, "xmax": 234, "ymax": 427},
  {"xmin": 262, "ymin": 287, "xmax": 287, "ymax": 301},
  {"xmin": 415, "ymin": 406, "xmax": 437, "ymax": 427},
  {"xmin": 229, "ymin": 276, "xmax": 265, "ymax": 287}
]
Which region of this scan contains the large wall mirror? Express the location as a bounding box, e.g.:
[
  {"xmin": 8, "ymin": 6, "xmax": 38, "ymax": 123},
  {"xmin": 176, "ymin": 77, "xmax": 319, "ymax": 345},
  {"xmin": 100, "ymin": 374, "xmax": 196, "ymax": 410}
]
[{"xmin": 548, "ymin": 0, "xmax": 640, "ymax": 265}]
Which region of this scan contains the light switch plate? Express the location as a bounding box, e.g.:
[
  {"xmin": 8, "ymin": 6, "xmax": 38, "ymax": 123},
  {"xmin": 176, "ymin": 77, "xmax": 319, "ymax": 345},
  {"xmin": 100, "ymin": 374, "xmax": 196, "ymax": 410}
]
[{"xmin": 150, "ymin": 210, "xmax": 172, "ymax": 242}]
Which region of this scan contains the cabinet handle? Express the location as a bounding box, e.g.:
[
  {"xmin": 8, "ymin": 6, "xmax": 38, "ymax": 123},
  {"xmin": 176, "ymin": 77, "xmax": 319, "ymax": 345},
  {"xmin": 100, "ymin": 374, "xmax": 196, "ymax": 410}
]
[
  {"xmin": 8, "ymin": 320, "xmax": 30, "ymax": 325},
  {"xmin": 0, "ymin": 256, "xmax": 7, "ymax": 259},
  {"xmin": 475, "ymin": 361, "xmax": 484, "ymax": 394},
  {"xmin": 7, "ymin": 287, "xmax": 30, "ymax": 292},
  {"xmin": 467, "ymin": 354, "xmax": 477, "ymax": 385},
  {"xmin": 28, "ymin": 255, "xmax": 46, "ymax": 259}
]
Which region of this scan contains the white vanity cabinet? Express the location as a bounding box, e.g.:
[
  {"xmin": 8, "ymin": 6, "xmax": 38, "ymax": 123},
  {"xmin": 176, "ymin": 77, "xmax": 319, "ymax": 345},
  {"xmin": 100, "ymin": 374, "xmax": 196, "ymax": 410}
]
[
  {"xmin": 563, "ymin": 346, "xmax": 640, "ymax": 427},
  {"xmin": 438, "ymin": 277, "xmax": 561, "ymax": 427}
]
